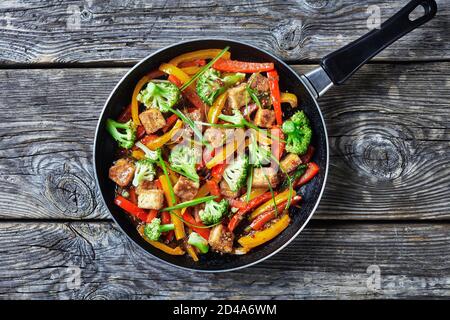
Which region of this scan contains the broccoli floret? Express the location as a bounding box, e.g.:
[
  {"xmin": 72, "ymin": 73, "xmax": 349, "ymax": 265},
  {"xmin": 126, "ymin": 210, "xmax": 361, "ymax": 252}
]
[
  {"xmin": 197, "ymin": 69, "xmax": 245, "ymax": 106},
  {"xmin": 199, "ymin": 199, "xmax": 229, "ymax": 225},
  {"xmin": 144, "ymin": 218, "xmax": 175, "ymax": 241},
  {"xmin": 132, "ymin": 159, "xmax": 156, "ymax": 187},
  {"xmin": 137, "ymin": 81, "xmax": 181, "ymax": 112},
  {"xmin": 218, "ymin": 109, "xmax": 246, "ymax": 126},
  {"xmin": 169, "ymin": 144, "xmax": 200, "ymax": 182},
  {"xmin": 249, "ymin": 138, "xmax": 271, "ymax": 167},
  {"xmin": 135, "ymin": 141, "xmax": 161, "ymax": 161},
  {"xmin": 223, "ymin": 154, "xmax": 249, "ymax": 192},
  {"xmin": 188, "ymin": 232, "xmax": 209, "ymax": 254},
  {"xmin": 282, "ymin": 111, "xmax": 312, "ymax": 155},
  {"xmin": 106, "ymin": 119, "xmax": 136, "ymax": 149}
]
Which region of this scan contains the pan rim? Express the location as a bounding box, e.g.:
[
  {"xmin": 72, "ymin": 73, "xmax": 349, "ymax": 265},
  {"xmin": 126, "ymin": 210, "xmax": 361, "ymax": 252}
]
[{"xmin": 93, "ymin": 38, "xmax": 329, "ymax": 272}]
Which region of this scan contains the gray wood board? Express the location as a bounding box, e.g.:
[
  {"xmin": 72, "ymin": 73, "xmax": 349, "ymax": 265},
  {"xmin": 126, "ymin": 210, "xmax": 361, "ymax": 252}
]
[
  {"xmin": 0, "ymin": 221, "xmax": 448, "ymax": 299},
  {"xmin": 0, "ymin": 0, "xmax": 448, "ymax": 65},
  {"xmin": 0, "ymin": 63, "xmax": 448, "ymax": 220}
]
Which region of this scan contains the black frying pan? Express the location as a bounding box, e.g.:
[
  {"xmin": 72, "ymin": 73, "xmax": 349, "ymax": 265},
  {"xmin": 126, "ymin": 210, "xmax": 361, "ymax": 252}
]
[{"xmin": 94, "ymin": 0, "xmax": 437, "ymax": 272}]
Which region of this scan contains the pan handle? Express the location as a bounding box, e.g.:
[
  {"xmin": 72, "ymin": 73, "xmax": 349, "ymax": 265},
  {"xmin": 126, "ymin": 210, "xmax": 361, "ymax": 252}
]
[{"xmin": 302, "ymin": 0, "xmax": 437, "ymax": 98}]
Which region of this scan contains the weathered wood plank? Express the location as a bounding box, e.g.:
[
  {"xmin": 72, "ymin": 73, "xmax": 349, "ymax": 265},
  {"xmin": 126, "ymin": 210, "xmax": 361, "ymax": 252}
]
[
  {"xmin": 0, "ymin": 63, "xmax": 449, "ymax": 220},
  {"xmin": 0, "ymin": 221, "xmax": 448, "ymax": 299},
  {"xmin": 0, "ymin": 0, "xmax": 447, "ymax": 65}
]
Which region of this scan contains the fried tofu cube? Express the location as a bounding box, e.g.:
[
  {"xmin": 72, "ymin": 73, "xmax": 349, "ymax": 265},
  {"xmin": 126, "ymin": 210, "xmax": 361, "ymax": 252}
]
[
  {"xmin": 227, "ymin": 83, "xmax": 250, "ymax": 109},
  {"xmin": 220, "ymin": 180, "xmax": 240, "ymax": 198},
  {"xmin": 204, "ymin": 127, "xmax": 225, "ymax": 148},
  {"xmin": 280, "ymin": 153, "xmax": 302, "ymax": 173},
  {"xmin": 137, "ymin": 189, "xmax": 165, "ymax": 210},
  {"xmin": 252, "ymin": 167, "xmax": 279, "ymax": 188},
  {"xmin": 109, "ymin": 158, "xmax": 135, "ymax": 187},
  {"xmin": 135, "ymin": 180, "xmax": 158, "ymax": 195},
  {"xmin": 208, "ymin": 224, "xmax": 234, "ymax": 253},
  {"xmin": 254, "ymin": 108, "xmax": 276, "ymax": 128},
  {"xmin": 139, "ymin": 108, "xmax": 166, "ymax": 134},
  {"xmin": 173, "ymin": 176, "xmax": 199, "ymax": 201}
]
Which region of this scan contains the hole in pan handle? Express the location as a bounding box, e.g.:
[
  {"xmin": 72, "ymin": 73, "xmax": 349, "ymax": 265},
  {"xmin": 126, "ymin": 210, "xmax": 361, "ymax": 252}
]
[{"xmin": 303, "ymin": 0, "xmax": 437, "ymax": 98}]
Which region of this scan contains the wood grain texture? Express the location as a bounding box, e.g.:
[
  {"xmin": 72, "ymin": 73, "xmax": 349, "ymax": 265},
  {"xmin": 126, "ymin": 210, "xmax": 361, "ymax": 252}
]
[
  {"xmin": 0, "ymin": 63, "xmax": 449, "ymax": 220},
  {"xmin": 0, "ymin": 0, "xmax": 448, "ymax": 65},
  {"xmin": 0, "ymin": 221, "xmax": 448, "ymax": 299}
]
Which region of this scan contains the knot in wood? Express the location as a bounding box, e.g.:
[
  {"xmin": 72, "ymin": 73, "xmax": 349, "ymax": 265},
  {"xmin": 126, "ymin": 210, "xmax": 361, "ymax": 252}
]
[
  {"xmin": 272, "ymin": 19, "xmax": 304, "ymax": 58},
  {"xmin": 349, "ymin": 134, "xmax": 407, "ymax": 181},
  {"xmin": 45, "ymin": 171, "xmax": 95, "ymax": 218}
]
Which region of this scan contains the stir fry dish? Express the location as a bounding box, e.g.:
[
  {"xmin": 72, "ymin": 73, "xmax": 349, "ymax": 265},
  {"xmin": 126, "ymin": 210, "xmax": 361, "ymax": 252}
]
[{"xmin": 106, "ymin": 47, "xmax": 319, "ymax": 261}]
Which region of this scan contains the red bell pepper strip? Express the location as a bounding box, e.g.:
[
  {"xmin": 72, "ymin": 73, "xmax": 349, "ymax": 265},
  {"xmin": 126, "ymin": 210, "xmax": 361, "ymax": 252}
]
[
  {"xmin": 168, "ymin": 74, "xmax": 207, "ymax": 110},
  {"xmin": 300, "ymin": 145, "xmax": 315, "ymax": 164},
  {"xmin": 118, "ymin": 104, "xmax": 132, "ymax": 123},
  {"xmin": 161, "ymin": 211, "xmax": 174, "ymax": 242},
  {"xmin": 114, "ymin": 195, "xmax": 148, "ymax": 222},
  {"xmin": 129, "ymin": 187, "xmax": 138, "ymax": 205},
  {"xmin": 139, "ymin": 134, "xmax": 159, "ymax": 145},
  {"xmin": 228, "ymin": 191, "xmax": 277, "ymax": 232},
  {"xmin": 206, "ymin": 179, "xmax": 221, "ymax": 197},
  {"xmin": 250, "ymin": 195, "xmax": 302, "ymax": 231},
  {"xmin": 182, "ymin": 210, "xmax": 210, "ymax": 240},
  {"xmin": 162, "ymin": 114, "xmax": 179, "ymax": 133},
  {"xmin": 211, "ymin": 163, "xmax": 227, "ymax": 182},
  {"xmin": 267, "ymin": 70, "xmax": 282, "ymax": 125},
  {"xmin": 271, "ymin": 126, "xmax": 285, "ymax": 161},
  {"xmin": 146, "ymin": 209, "xmax": 159, "ymax": 223},
  {"xmin": 136, "ymin": 125, "xmax": 146, "ymax": 139},
  {"xmin": 213, "ymin": 59, "xmax": 274, "ymax": 73},
  {"xmin": 294, "ymin": 162, "xmax": 320, "ymax": 188},
  {"xmin": 178, "ymin": 59, "xmax": 206, "ymax": 68}
]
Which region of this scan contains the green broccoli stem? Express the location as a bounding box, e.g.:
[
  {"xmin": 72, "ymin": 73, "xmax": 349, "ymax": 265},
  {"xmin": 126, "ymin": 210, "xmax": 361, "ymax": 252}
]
[
  {"xmin": 159, "ymin": 224, "xmax": 175, "ymax": 233},
  {"xmin": 180, "ymin": 46, "xmax": 230, "ymax": 91},
  {"xmin": 188, "ymin": 232, "xmax": 209, "ymax": 254},
  {"xmin": 160, "ymin": 195, "xmax": 217, "ymax": 212}
]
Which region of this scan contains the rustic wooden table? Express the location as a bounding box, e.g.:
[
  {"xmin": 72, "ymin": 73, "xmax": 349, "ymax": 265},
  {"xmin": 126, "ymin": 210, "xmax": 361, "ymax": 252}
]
[{"xmin": 0, "ymin": 0, "xmax": 448, "ymax": 299}]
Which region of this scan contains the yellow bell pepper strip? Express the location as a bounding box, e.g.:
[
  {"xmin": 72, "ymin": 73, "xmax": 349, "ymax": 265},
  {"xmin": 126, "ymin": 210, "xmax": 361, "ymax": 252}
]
[
  {"xmin": 181, "ymin": 66, "xmax": 201, "ymax": 75},
  {"xmin": 195, "ymin": 183, "xmax": 210, "ymax": 199},
  {"xmin": 131, "ymin": 149, "xmax": 145, "ymax": 160},
  {"xmin": 168, "ymin": 49, "xmax": 231, "ymax": 67},
  {"xmin": 239, "ymin": 188, "xmax": 268, "ymax": 202},
  {"xmin": 159, "ymin": 175, "xmax": 186, "ymax": 240},
  {"xmin": 207, "ymin": 91, "xmax": 228, "ymax": 124},
  {"xmin": 131, "ymin": 76, "xmax": 151, "ymax": 125},
  {"xmin": 145, "ymin": 119, "xmax": 183, "ymax": 150},
  {"xmin": 137, "ymin": 225, "xmax": 185, "ymax": 255},
  {"xmin": 238, "ymin": 214, "xmax": 291, "ymax": 250},
  {"xmin": 280, "ymin": 92, "xmax": 298, "ymax": 108},
  {"xmin": 205, "ymin": 135, "xmax": 247, "ymax": 169},
  {"xmin": 249, "ymin": 189, "xmax": 292, "ymax": 220},
  {"xmin": 159, "ymin": 63, "xmax": 191, "ymax": 84},
  {"xmin": 186, "ymin": 242, "xmax": 199, "ymax": 261}
]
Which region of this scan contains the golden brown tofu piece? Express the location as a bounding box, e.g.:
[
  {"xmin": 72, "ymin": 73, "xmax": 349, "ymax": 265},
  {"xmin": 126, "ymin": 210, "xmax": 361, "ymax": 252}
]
[
  {"xmin": 137, "ymin": 189, "xmax": 165, "ymax": 210},
  {"xmin": 227, "ymin": 83, "xmax": 250, "ymax": 110},
  {"xmin": 254, "ymin": 108, "xmax": 276, "ymax": 128},
  {"xmin": 252, "ymin": 167, "xmax": 279, "ymax": 188},
  {"xmin": 173, "ymin": 176, "xmax": 199, "ymax": 201},
  {"xmin": 109, "ymin": 158, "xmax": 135, "ymax": 187},
  {"xmin": 280, "ymin": 153, "xmax": 302, "ymax": 173},
  {"xmin": 208, "ymin": 224, "xmax": 234, "ymax": 253},
  {"xmin": 204, "ymin": 127, "xmax": 225, "ymax": 148},
  {"xmin": 135, "ymin": 180, "xmax": 158, "ymax": 195},
  {"xmin": 139, "ymin": 108, "xmax": 166, "ymax": 134},
  {"xmin": 220, "ymin": 180, "xmax": 240, "ymax": 198}
]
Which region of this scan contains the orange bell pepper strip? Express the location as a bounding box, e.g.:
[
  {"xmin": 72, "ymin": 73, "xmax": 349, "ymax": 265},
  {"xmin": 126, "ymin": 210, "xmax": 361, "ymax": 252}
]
[
  {"xmin": 249, "ymin": 189, "xmax": 291, "ymax": 220},
  {"xmin": 212, "ymin": 59, "xmax": 274, "ymax": 73},
  {"xmin": 207, "ymin": 91, "xmax": 228, "ymax": 124},
  {"xmin": 195, "ymin": 183, "xmax": 210, "ymax": 199},
  {"xmin": 178, "ymin": 59, "xmax": 206, "ymax": 68},
  {"xmin": 145, "ymin": 120, "xmax": 183, "ymax": 150},
  {"xmin": 280, "ymin": 92, "xmax": 298, "ymax": 108},
  {"xmin": 162, "ymin": 114, "xmax": 179, "ymax": 133},
  {"xmin": 130, "ymin": 70, "xmax": 164, "ymax": 126},
  {"xmin": 186, "ymin": 243, "xmax": 199, "ymax": 261},
  {"xmin": 159, "ymin": 175, "xmax": 185, "ymax": 240},
  {"xmin": 169, "ymin": 49, "xmax": 231, "ymax": 67},
  {"xmin": 181, "ymin": 66, "xmax": 201, "ymax": 75},
  {"xmin": 238, "ymin": 214, "xmax": 291, "ymax": 250},
  {"xmin": 239, "ymin": 188, "xmax": 267, "ymax": 202},
  {"xmin": 267, "ymin": 70, "xmax": 282, "ymax": 125},
  {"xmin": 138, "ymin": 225, "xmax": 185, "ymax": 255}
]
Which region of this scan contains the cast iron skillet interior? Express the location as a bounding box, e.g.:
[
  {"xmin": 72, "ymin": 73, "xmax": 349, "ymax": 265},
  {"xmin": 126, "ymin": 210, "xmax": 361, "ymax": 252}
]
[{"xmin": 94, "ymin": 39, "xmax": 329, "ymax": 271}]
